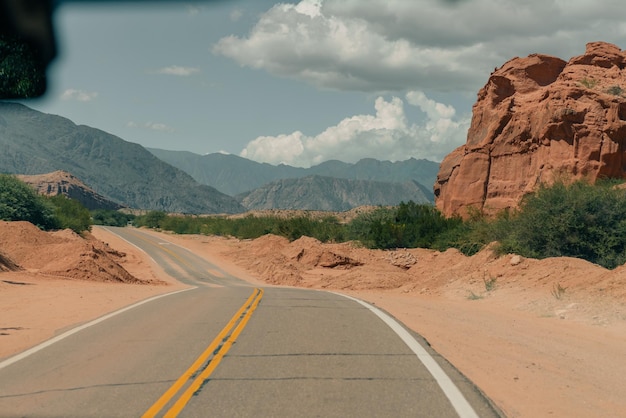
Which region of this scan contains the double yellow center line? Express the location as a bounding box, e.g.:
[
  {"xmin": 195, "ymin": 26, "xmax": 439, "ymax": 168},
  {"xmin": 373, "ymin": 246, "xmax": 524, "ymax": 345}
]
[{"xmin": 142, "ymin": 287, "xmax": 264, "ymax": 417}]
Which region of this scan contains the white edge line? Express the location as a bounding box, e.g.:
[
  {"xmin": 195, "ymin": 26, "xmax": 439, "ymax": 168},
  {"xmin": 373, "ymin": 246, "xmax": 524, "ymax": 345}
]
[
  {"xmin": 0, "ymin": 287, "xmax": 196, "ymax": 371},
  {"xmin": 98, "ymin": 226, "xmax": 158, "ymax": 265},
  {"xmin": 331, "ymin": 291, "xmax": 480, "ymax": 418}
]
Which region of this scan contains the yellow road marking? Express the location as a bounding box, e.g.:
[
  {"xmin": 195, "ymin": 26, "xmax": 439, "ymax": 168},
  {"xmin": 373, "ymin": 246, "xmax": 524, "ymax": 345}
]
[{"xmin": 142, "ymin": 287, "xmax": 264, "ymax": 418}]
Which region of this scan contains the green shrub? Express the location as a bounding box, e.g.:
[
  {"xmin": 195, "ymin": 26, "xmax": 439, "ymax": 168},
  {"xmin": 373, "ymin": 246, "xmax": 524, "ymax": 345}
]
[
  {"xmin": 347, "ymin": 202, "xmax": 461, "ymax": 250},
  {"xmin": 0, "ymin": 174, "xmax": 58, "ymax": 229},
  {"xmin": 135, "ymin": 210, "xmax": 167, "ymax": 229},
  {"xmin": 607, "ymin": 85, "xmax": 623, "ymax": 96},
  {"xmin": 133, "ymin": 212, "xmax": 346, "ymax": 243},
  {"xmin": 91, "ymin": 209, "xmax": 135, "ymax": 227},
  {"xmin": 0, "ymin": 34, "xmax": 46, "ymax": 98},
  {"xmin": 48, "ymin": 195, "xmax": 92, "ymax": 233},
  {"xmin": 130, "ymin": 183, "xmax": 626, "ymax": 269},
  {"xmin": 498, "ymin": 180, "xmax": 626, "ymax": 269},
  {"xmin": 345, "ymin": 206, "xmax": 396, "ymax": 248},
  {"xmin": 434, "ymin": 207, "xmax": 511, "ymax": 255}
]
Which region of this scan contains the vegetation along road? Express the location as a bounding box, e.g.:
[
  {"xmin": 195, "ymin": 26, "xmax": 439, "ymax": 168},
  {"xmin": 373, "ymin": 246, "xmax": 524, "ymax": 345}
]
[{"xmin": 0, "ymin": 227, "xmax": 501, "ymax": 417}]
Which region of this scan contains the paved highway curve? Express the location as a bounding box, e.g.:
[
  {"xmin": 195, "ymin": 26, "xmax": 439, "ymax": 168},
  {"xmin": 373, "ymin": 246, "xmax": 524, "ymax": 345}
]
[{"xmin": 0, "ymin": 226, "xmax": 503, "ymax": 417}]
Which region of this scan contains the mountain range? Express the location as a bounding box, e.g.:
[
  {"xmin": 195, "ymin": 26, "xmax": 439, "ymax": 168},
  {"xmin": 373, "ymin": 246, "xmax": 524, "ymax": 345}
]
[
  {"xmin": 238, "ymin": 175, "xmax": 430, "ymax": 211},
  {"xmin": 147, "ymin": 148, "xmax": 439, "ymax": 198},
  {"xmin": 0, "ymin": 103, "xmax": 440, "ymax": 213},
  {"xmin": 0, "ymin": 103, "xmax": 243, "ymax": 213}
]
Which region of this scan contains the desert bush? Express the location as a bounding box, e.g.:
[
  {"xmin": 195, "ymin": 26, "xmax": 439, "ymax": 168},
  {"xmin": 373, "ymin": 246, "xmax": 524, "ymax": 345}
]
[
  {"xmin": 434, "ymin": 207, "xmax": 511, "ymax": 255},
  {"xmin": 347, "ymin": 202, "xmax": 461, "ymax": 249},
  {"xmin": 498, "ymin": 180, "xmax": 626, "ymax": 269},
  {"xmin": 607, "ymin": 85, "xmax": 624, "ymax": 96},
  {"xmin": 48, "ymin": 195, "xmax": 92, "ymax": 233},
  {"xmin": 91, "ymin": 209, "xmax": 135, "ymax": 227},
  {"xmin": 579, "ymin": 77, "xmax": 598, "ymax": 89},
  {"xmin": 131, "ymin": 182, "xmax": 626, "ymax": 269},
  {"xmin": 435, "ymin": 180, "xmax": 626, "ymax": 268},
  {"xmin": 133, "ymin": 212, "xmax": 345, "ymax": 243},
  {"xmin": 0, "ymin": 174, "xmax": 58, "ymax": 229},
  {"xmin": 135, "ymin": 210, "xmax": 167, "ymax": 229},
  {"xmin": 345, "ymin": 206, "xmax": 396, "ymax": 248}
]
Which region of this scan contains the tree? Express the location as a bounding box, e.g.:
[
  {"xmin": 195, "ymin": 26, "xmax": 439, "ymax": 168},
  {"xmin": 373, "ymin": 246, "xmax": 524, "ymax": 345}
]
[
  {"xmin": 141, "ymin": 211, "xmax": 167, "ymax": 229},
  {"xmin": 0, "ymin": 174, "xmax": 57, "ymax": 229},
  {"xmin": 49, "ymin": 195, "xmax": 92, "ymax": 233},
  {"xmin": 91, "ymin": 209, "xmax": 135, "ymax": 227},
  {"xmin": 0, "ymin": 35, "xmax": 46, "ymax": 98}
]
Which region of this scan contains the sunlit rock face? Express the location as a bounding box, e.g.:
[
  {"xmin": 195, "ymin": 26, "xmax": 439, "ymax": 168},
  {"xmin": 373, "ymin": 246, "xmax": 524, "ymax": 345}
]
[{"xmin": 435, "ymin": 42, "xmax": 626, "ymax": 218}]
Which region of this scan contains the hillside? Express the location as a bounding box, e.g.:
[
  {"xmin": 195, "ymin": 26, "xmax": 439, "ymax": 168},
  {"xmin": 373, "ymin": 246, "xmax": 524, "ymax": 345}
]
[
  {"xmin": 237, "ymin": 175, "xmax": 430, "ymax": 211},
  {"xmin": 0, "ymin": 103, "xmax": 244, "ymax": 214},
  {"xmin": 16, "ymin": 170, "xmax": 123, "ymax": 211},
  {"xmin": 147, "ymin": 148, "xmax": 439, "ymax": 197}
]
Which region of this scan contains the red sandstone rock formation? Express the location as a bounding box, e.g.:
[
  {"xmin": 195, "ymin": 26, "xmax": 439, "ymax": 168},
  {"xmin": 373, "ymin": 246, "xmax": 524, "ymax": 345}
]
[{"xmin": 435, "ymin": 42, "xmax": 626, "ymax": 218}]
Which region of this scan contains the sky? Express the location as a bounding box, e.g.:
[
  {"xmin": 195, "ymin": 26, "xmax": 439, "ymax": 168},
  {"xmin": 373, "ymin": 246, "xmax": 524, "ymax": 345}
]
[{"xmin": 25, "ymin": 0, "xmax": 626, "ymax": 167}]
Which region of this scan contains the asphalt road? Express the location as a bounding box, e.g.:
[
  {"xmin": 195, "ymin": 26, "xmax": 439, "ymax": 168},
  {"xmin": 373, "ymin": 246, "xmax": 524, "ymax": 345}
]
[{"xmin": 0, "ymin": 227, "xmax": 502, "ymax": 417}]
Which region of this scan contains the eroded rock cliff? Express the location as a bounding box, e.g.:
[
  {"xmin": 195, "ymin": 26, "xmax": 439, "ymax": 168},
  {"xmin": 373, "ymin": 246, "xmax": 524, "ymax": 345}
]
[{"xmin": 435, "ymin": 42, "xmax": 626, "ymax": 218}]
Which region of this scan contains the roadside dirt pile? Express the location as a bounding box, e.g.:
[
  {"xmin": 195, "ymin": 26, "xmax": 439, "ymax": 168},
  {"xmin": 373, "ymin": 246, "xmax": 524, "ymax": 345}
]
[
  {"xmin": 436, "ymin": 41, "xmax": 626, "ymax": 218},
  {"xmin": 222, "ymin": 234, "xmax": 626, "ymax": 326},
  {"xmin": 0, "ymin": 221, "xmax": 150, "ymax": 283}
]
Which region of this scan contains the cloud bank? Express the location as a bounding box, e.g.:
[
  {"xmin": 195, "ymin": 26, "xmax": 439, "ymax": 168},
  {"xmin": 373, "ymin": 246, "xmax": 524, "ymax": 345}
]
[
  {"xmin": 240, "ymin": 91, "xmax": 469, "ymax": 167},
  {"xmin": 214, "ymin": 0, "xmax": 626, "ymax": 93}
]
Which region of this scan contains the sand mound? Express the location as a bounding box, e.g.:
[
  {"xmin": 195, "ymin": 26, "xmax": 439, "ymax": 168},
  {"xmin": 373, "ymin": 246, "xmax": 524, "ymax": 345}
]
[
  {"xmin": 0, "ymin": 250, "xmax": 21, "ymax": 272},
  {"xmin": 284, "ymin": 236, "xmax": 363, "ymax": 269},
  {"xmin": 0, "ymin": 221, "xmax": 152, "ymax": 284},
  {"xmin": 224, "ymin": 233, "xmax": 626, "ymax": 325}
]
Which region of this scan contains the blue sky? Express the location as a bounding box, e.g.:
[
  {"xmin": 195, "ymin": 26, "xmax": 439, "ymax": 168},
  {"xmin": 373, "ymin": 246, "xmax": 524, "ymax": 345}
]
[{"xmin": 26, "ymin": 0, "xmax": 626, "ymax": 167}]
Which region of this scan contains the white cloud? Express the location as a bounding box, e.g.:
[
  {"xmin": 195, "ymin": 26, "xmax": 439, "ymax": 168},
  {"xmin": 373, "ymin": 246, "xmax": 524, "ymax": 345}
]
[
  {"xmin": 127, "ymin": 121, "xmax": 175, "ymax": 133},
  {"xmin": 214, "ymin": 0, "xmax": 626, "ymax": 93},
  {"xmin": 60, "ymin": 89, "xmax": 98, "ymax": 102},
  {"xmin": 240, "ymin": 92, "xmax": 470, "ymax": 167},
  {"xmin": 153, "ymin": 66, "xmax": 200, "ymax": 76}
]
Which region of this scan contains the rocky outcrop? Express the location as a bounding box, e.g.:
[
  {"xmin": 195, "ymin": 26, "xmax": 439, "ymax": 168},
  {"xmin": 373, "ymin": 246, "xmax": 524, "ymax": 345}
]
[
  {"xmin": 435, "ymin": 42, "xmax": 626, "ymax": 218},
  {"xmin": 16, "ymin": 170, "xmax": 124, "ymax": 211}
]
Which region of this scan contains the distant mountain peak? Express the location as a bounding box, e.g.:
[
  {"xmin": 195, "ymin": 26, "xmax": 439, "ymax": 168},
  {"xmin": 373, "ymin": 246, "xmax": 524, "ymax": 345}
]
[
  {"xmin": 147, "ymin": 148, "xmax": 440, "ymax": 200},
  {"xmin": 237, "ymin": 175, "xmax": 431, "ymax": 211},
  {"xmin": 0, "ymin": 104, "xmax": 244, "ymax": 214}
]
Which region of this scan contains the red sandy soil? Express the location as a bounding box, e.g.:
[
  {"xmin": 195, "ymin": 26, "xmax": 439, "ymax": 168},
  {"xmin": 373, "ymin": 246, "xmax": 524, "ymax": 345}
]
[{"xmin": 1, "ymin": 222, "xmax": 625, "ymax": 418}]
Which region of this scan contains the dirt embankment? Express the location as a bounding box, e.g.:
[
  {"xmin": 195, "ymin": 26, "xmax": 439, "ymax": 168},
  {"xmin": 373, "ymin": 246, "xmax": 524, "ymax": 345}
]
[
  {"xmin": 1, "ymin": 223, "xmax": 625, "ymax": 418},
  {"xmin": 0, "ymin": 221, "xmax": 161, "ymax": 284},
  {"xmin": 0, "ymin": 222, "xmax": 183, "ymax": 358}
]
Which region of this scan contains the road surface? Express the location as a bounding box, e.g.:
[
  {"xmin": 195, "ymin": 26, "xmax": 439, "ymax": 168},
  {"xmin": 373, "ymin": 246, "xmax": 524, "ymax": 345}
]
[{"xmin": 0, "ymin": 227, "xmax": 502, "ymax": 417}]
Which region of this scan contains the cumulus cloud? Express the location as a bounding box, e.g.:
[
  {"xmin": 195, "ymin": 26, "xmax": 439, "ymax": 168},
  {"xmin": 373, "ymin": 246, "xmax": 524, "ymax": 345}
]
[
  {"xmin": 152, "ymin": 66, "xmax": 200, "ymax": 76},
  {"xmin": 60, "ymin": 89, "xmax": 98, "ymax": 102},
  {"xmin": 240, "ymin": 91, "xmax": 470, "ymax": 167},
  {"xmin": 127, "ymin": 121, "xmax": 175, "ymax": 133},
  {"xmin": 214, "ymin": 0, "xmax": 626, "ymax": 93}
]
